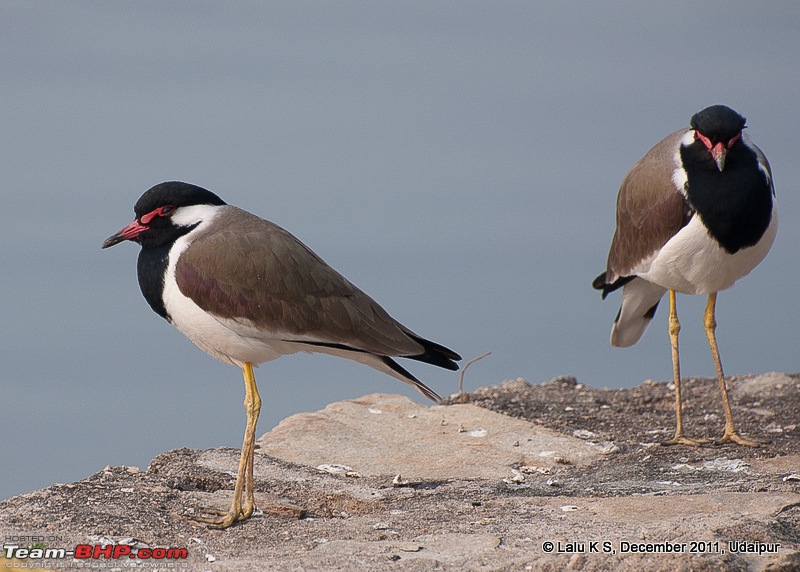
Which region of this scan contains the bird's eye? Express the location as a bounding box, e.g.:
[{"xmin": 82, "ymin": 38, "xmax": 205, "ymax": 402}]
[
  {"xmin": 140, "ymin": 205, "xmax": 176, "ymax": 225},
  {"xmin": 694, "ymin": 131, "xmax": 713, "ymax": 151}
]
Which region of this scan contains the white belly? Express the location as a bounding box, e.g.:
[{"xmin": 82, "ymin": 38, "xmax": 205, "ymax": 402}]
[
  {"xmin": 164, "ymin": 284, "xmax": 299, "ymax": 367},
  {"xmin": 641, "ymin": 207, "xmax": 777, "ymax": 295}
]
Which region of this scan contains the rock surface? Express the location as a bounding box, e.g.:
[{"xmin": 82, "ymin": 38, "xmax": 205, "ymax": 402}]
[
  {"xmin": 1, "ymin": 373, "xmax": 799, "ymax": 571},
  {"xmin": 255, "ymin": 393, "xmax": 603, "ymax": 480}
]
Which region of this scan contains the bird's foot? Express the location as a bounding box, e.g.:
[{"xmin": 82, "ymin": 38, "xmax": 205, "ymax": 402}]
[
  {"xmin": 192, "ymin": 504, "xmax": 253, "ymax": 529},
  {"xmin": 715, "ymin": 430, "xmax": 767, "ymax": 447},
  {"xmin": 661, "ymin": 434, "xmax": 708, "ymax": 447},
  {"xmin": 192, "ymin": 500, "xmax": 303, "ymax": 528}
]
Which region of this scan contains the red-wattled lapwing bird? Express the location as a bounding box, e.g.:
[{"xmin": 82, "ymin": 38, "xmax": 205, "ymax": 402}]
[
  {"xmin": 102, "ymin": 181, "xmax": 461, "ymax": 528},
  {"xmin": 593, "ymin": 105, "xmax": 777, "ymax": 447}
]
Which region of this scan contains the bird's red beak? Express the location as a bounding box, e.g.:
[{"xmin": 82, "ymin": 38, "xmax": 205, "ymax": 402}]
[
  {"xmin": 101, "ymin": 219, "xmax": 148, "ymax": 249},
  {"xmin": 710, "ymin": 142, "xmax": 727, "ymax": 172}
]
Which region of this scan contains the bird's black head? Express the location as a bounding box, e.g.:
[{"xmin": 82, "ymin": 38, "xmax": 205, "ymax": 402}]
[
  {"xmin": 690, "ymin": 105, "xmax": 746, "ymax": 142},
  {"xmin": 101, "ymin": 181, "xmax": 227, "ymax": 249},
  {"xmin": 132, "ymin": 181, "xmax": 226, "ymax": 219},
  {"xmin": 689, "ymin": 105, "xmax": 747, "ymax": 171}
]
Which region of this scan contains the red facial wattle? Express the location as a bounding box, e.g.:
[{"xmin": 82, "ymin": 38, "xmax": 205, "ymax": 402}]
[
  {"xmin": 695, "ymin": 130, "xmax": 741, "ymax": 172},
  {"xmin": 101, "ymin": 205, "xmax": 175, "ymax": 249}
]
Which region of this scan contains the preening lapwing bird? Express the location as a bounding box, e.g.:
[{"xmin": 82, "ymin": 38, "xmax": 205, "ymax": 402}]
[
  {"xmin": 593, "ymin": 105, "xmax": 777, "ymax": 447},
  {"xmin": 102, "ymin": 181, "xmax": 461, "ymax": 528}
]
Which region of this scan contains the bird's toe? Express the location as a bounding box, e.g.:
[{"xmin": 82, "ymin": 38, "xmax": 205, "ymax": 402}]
[
  {"xmin": 715, "ymin": 431, "xmax": 767, "ymax": 447},
  {"xmin": 191, "ymin": 506, "xmax": 250, "ymax": 529}
]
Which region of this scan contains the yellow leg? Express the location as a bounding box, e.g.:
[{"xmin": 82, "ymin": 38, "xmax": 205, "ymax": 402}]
[
  {"xmin": 705, "ymin": 293, "xmax": 765, "ymax": 446},
  {"xmin": 194, "ymin": 362, "xmax": 262, "ymax": 528},
  {"xmin": 662, "ymin": 290, "xmax": 707, "ymax": 447},
  {"xmin": 241, "ymin": 362, "xmax": 260, "ymax": 518}
]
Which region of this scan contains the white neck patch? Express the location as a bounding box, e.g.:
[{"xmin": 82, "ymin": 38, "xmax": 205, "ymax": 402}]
[
  {"xmin": 671, "ymin": 130, "xmax": 695, "ymax": 195},
  {"xmin": 171, "ymin": 203, "xmax": 224, "ymax": 229}
]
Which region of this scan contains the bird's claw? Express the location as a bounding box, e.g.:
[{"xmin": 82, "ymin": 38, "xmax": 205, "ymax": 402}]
[
  {"xmin": 191, "ymin": 506, "xmax": 250, "ymax": 529},
  {"xmin": 715, "ymin": 431, "xmax": 767, "ymax": 447}
]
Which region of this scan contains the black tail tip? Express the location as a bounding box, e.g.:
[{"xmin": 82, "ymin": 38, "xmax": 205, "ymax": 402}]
[
  {"xmin": 414, "ymin": 337, "xmax": 461, "ymax": 371},
  {"xmin": 592, "ymin": 272, "xmax": 607, "ymax": 290},
  {"xmin": 593, "ymin": 272, "xmax": 612, "ymax": 299},
  {"xmin": 594, "ymin": 273, "xmax": 634, "ymax": 299}
]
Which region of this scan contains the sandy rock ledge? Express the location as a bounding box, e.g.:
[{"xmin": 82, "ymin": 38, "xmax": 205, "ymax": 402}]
[{"xmin": 1, "ymin": 373, "xmax": 799, "ymax": 571}]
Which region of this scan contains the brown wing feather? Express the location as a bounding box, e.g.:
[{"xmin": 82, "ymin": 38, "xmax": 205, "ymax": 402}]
[
  {"xmin": 175, "ymin": 207, "xmax": 425, "ymax": 357},
  {"xmin": 605, "ymin": 129, "xmax": 693, "ymax": 282}
]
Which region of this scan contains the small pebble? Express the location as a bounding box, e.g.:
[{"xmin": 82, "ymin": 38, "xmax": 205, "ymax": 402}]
[
  {"xmin": 600, "ymin": 442, "xmax": 620, "ymax": 455},
  {"xmin": 573, "ymin": 429, "xmax": 597, "ymax": 440},
  {"xmin": 392, "ymin": 474, "xmax": 410, "ymax": 487},
  {"xmin": 317, "ymin": 464, "xmax": 354, "ymax": 474}
]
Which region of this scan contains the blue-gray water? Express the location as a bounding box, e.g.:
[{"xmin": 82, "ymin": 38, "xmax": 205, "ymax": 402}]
[{"xmin": 2, "ymin": 1, "xmax": 797, "ymax": 501}]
